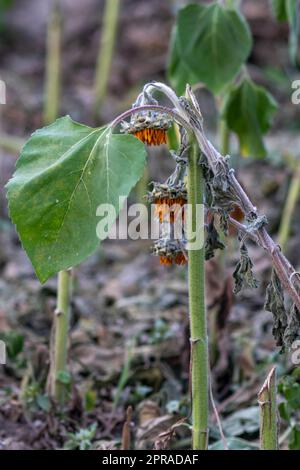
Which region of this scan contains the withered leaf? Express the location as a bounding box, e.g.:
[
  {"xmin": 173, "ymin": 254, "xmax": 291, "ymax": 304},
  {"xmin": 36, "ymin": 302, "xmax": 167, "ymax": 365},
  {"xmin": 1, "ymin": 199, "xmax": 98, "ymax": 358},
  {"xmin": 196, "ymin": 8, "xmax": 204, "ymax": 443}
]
[
  {"xmin": 284, "ymin": 304, "xmax": 300, "ymax": 349},
  {"xmin": 264, "ymin": 269, "xmax": 288, "ymax": 349},
  {"xmin": 233, "ymin": 242, "xmax": 258, "ymax": 294},
  {"xmin": 199, "ymin": 154, "xmax": 234, "ymax": 236},
  {"xmin": 205, "ymin": 217, "xmax": 225, "ymax": 260}
]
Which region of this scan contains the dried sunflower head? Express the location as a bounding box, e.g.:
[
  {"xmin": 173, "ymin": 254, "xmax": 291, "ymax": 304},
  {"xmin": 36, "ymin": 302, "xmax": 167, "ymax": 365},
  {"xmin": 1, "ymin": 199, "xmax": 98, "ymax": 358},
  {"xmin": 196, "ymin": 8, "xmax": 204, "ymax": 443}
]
[
  {"xmin": 152, "ymin": 238, "xmax": 187, "ymax": 266},
  {"xmin": 147, "ymin": 182, "xmax": 187, "ymax": 223},
  {"xmin": 121, "ymin": 112, "xmax": 171, "ymax": 146}
]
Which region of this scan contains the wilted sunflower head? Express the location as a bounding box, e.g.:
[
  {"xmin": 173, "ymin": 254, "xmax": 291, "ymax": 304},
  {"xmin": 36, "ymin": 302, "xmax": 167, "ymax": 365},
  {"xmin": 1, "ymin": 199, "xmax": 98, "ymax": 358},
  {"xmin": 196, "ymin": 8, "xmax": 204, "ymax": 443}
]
[
  {"xmin": 121, "ymin": 112, "xmax": 171, "ymax": 146},
  {"xmin": 147, "ymin": 182, "xmax": 187, "ymax": 223},
  {"xmin": 152, "ymin": 238, "xmax": 187, "ymax": 266}
]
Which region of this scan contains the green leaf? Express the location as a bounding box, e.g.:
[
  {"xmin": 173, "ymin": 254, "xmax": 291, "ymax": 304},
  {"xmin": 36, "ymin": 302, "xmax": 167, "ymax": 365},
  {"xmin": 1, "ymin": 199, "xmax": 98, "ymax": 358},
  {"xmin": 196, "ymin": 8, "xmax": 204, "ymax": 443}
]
[
  {"xmin": 271, "ymin": 0, "xmax": 289, "ymax": 21},
  {"xmin": 290, "ymin": 425, "xmax": 300, "ymax": 450},
  {"xmin": 56, "ymin": 370, "xmax": 71, "ymax": 385},
  {"xmin": 169, "ymin": 3, "xmax": 252, "ymax": 95},
  {"xmin": 284, "ymin": 383, "xmax": 300, "ymax": 409},
  {"xmin": 84, "ymin": 389, "xmax": 97, "ymax": 412},
  {"xmin": 0, "ymin": 331, "xmax": 24, "ymax": 359},
  {"xmin": 36, "ymin": 394, "xmax": 51, "ymax": 412},
  {"xmin": 6, "ymin": 116, "xmax": 146, "ymax": 283},
  {"xmin": 0, "ymin": 0, "xmax": 14, "ymax": 10},
  {"xmin": 167, "ymin": 25, "xmax": 199, "ymax": 95},
  {"xmin": 278, "ymin": 401, "xmax": 291, "ymax": 421},
  {"xmin": 222, "ymin": 77, "xmax": 278, "ymax": 158}
]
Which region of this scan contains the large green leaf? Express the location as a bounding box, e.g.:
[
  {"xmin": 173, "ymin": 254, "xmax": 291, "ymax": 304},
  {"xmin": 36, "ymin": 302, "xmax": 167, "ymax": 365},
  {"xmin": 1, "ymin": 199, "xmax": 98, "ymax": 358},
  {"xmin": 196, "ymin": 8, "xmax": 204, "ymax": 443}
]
[
  {"xmin": 222, "ymin": 77, "xmax": 278, "ymax": 158},
  {"xmin": 6, "ymin": 116, "xmax": 146, "ymax": 282},
  {"xmin": 167, "ymin": 25, "xmax": 199, "ymax": 95},
  {"xmin": 169, "ymin": 3, "xmax": 252, "ymax": 95},
  {"xmin": 271, "ymin": 0, "xmax": 289, "ymax": 21}
]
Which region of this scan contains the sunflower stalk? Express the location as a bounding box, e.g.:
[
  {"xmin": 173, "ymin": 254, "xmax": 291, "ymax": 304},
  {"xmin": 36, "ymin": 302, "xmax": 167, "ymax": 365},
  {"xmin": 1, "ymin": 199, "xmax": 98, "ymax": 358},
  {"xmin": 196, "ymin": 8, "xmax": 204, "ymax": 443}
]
[
  {"xmin": 49, "ymin": 269, "xmax": 72, "ymax": 405},
  {"xmin": 186, "ymin": 89, "xmax": 209, "ymax": 449},
  {"xmin": 258, "ymin": 367, "xmax": 278, "ymax": 450}
]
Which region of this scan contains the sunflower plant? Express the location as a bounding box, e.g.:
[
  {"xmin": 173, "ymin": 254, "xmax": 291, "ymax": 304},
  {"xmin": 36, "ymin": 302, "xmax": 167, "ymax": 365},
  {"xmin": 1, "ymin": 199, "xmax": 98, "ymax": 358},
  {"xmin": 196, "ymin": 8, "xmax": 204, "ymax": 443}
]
[
  {"xmin": 5, "ymin": 0, "xmax": 300, "ymax": 451},
  {"xmin": 6, "ymin": 78, "xmax": 300, "ymax": 449}
]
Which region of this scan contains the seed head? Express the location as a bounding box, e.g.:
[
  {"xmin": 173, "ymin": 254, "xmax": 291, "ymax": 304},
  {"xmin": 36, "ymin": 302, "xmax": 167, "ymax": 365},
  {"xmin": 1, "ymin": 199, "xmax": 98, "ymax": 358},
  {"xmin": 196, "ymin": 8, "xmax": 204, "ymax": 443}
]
[
  {"xmin": 152, "ymin": 239, "xmax": 187, "ymax": 266},
  {"xmin": 121, "ymin": 112, "xmax": 171, "ymax": 146},
  {"xmin": 147, "ymin": 182, "xmax": 187, "ymax": 223}
]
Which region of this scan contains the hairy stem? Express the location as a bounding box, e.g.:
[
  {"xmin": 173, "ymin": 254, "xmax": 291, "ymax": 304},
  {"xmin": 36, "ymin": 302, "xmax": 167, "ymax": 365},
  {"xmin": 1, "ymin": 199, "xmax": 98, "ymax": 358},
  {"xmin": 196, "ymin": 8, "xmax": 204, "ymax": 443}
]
[
  {"xmin": 94, "ymin": 0, "xmax": 120, "ymax": 115},
  {"xmin": 188, "ymin": 137, "xmax": 209, "ymax": 450},
  {"xmin": 50, "ymin": 269, "xmax": 72, "ymax": 405},
  {"xmin": 278, "ymin": 166, "xmax": 300, "ymax": 252},
  {"xmin": 258, "ymin": 367, "xmax": 278, "ymax": 450},
  {"xmin": 43, "ymin": 1, "xmax": 62, "ymax": 124}
]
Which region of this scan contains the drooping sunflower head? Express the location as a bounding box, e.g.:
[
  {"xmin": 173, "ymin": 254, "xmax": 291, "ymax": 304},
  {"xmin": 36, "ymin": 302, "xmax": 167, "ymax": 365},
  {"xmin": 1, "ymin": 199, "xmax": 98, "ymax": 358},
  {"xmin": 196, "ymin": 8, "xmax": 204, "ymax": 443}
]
[
  {"xmin": 152, "ymin": 239, "xmax": 187, "ymax": 266},
  {"xmin": 147, "ymin": 182, "xmax": 187, "ymax": 223},
  {"xmin": 121, "ymin": 112, "xmax": 171, "ymax": 146}
]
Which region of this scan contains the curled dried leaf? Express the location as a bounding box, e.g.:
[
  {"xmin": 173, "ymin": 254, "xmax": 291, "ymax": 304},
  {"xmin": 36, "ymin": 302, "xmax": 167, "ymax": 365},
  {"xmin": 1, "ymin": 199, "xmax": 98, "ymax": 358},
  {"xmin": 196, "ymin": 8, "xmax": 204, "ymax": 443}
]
[
  {"xmin": 205, "ymin": 217, "xmax": 225, "ymax": 260},
  {"xmin": 264, "ymin": 269, "xmax": 288, "ymax": 350},
  {"xmin": 284, "ymin": 304, "xmax": 300, "ymax": 349},
  {"xmin": 233, "ymin": 242, "xmax": 258, "ymax": 294},
  {"xmin": 199, "ymin": 154, "xmax": 235, "ymax": 236}
]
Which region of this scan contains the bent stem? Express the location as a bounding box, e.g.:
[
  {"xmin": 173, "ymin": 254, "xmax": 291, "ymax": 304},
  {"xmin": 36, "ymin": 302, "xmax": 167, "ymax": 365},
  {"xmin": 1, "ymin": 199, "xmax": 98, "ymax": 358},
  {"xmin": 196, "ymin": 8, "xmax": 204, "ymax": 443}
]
[
  {"xmin": 258, "ymin": 367, "xmax": 278, "ymax": 450},
  {"xmin": 187, "ymin": 137, "xmax": 209, "ymax": 450},
  {"xmin": 49, "ymin": 269, "xmax": 72, "ymax": 405},
  {"xmin": 278, "ymin": 165, "xmax": 300, "ymax": 252}
]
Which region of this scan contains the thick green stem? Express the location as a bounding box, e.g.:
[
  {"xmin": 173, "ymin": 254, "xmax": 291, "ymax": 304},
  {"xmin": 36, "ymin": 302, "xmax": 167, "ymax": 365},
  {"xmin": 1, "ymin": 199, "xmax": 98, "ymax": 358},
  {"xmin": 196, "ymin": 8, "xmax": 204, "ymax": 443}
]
[
  {"xmin": 187, "ymin": 138, "xmax": 209, "ymax": 450},
  {"xmin": 93, "ymin": 0, "xmax": 120, "ymax": 115},
  {"xmin": 50, "ymin": 269, "xmax": 72, "ymax": 404},
  {"xmin": 258, "ymin": 367, "xmax": 278, "ymax": 450},
  {"xmin": 278, "ymin": 166, "xmax": 300, "ymax": 252},
  {"xmin": 43, "ymin": 1, "xmax": 62, "ymax": 124}
]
